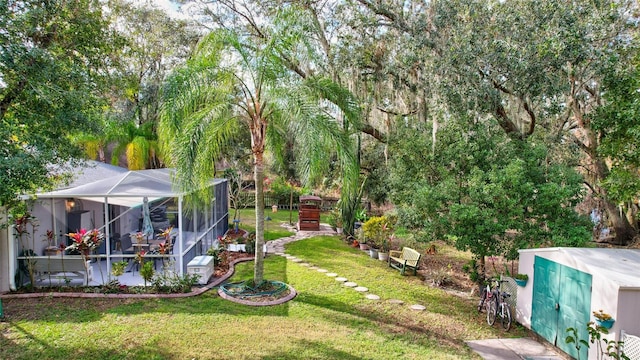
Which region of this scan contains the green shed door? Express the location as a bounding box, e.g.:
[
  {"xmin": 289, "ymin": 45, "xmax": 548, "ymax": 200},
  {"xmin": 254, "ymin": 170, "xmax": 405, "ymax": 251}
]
[{"xmin": 531, "ymin": 256, "xmax": 592, "ymax": 360}]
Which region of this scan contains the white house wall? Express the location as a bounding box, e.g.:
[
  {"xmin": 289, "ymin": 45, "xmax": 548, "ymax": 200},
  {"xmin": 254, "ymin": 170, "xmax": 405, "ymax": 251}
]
[
  {"xmin": 618, "ymin": 289, "xmax": 640, "ymax": 337},
  {"xmin": 0, "ymin": 207, "xmax": 10, "ymax": 292}
]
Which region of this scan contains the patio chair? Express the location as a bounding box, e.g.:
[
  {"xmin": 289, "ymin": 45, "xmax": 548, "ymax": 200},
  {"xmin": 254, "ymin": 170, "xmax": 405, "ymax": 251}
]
[{"xmin": 120, "ymin": 234, "xmax": 135, "ymax": 255}]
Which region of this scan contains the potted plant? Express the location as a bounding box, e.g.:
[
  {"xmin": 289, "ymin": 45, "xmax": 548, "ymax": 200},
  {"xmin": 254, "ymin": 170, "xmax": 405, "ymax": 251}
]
[
  {"xmin": 355, "ymin": 227, "xmax": 369, "ymax": 250},
  {"xmin": 354, "ymin": 208, "xmax": 367, "ymax": 229},
  {"xmin": 515, "ymin": 273, "xmax": 529, "ymax": 287},
  {"xmin": 43, "ymin": 229, "xmax": 58, "ymax": 256},
  {"xmin": 593, "ymin": 309, "xmax": 615, "ymax": 329},
  {"xmin": 378, "ymin": 238, "xmax": 390, "ymax": 261},
  {"xmin": 363, "ymin": 216, "xmax": 392, "ymax": 260},
  {"xmin": 368, "ymin": 243, "xmax": 378, "ymax": 258},
  {"xmin": 335, "ymin": 217, "xmax": 343, "ymax": 235}
]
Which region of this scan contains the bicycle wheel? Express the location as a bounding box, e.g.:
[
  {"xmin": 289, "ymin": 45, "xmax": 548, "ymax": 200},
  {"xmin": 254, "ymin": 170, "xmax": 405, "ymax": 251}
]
[
  {"xmin": 501, "ymin": 303, "xmax": 512, "ymax": 331},
  {"xmin": 486, "ymin": 297, "xmax": 497, "ymax": 325},
  {"xmin": 477, "ymin": 288, "xmax": 487, "ymax": 312}
]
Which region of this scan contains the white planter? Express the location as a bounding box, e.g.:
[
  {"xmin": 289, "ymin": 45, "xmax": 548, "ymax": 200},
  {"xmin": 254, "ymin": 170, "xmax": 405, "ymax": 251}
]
[
  {"xmin": 378, "ymin": 252, "xmax": 389, "ymax": 261},
  {"xmin": 227, "ymin": 244, "xmax": 246, "ymax": 252},
  {"xmin": 227, "ymin": 244, "xmax": 267, "ymax": 253}
]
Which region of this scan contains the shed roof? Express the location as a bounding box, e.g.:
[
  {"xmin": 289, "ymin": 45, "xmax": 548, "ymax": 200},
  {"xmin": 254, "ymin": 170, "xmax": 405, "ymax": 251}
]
[{"xmin": 519, "ymin": 247, "xmax": 640, "ymax": 289}]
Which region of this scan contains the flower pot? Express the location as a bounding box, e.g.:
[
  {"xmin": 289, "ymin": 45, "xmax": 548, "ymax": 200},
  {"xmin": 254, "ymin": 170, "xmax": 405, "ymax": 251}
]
[
  {"xmin": 378, "ymin": 252, "xmax": 389, "ymax": 261},
  {"xmin": 596, "ymin": 318, "xmax": 614, "ymax": 329},
  {"xmin": 359, "ymin": 243, "xmax": 369, "ymax": 251},
  {"xmin": 515, "ymin": 278, "xmax": 528, "ymax": 287},
  {"xmin": 336, "ymin": 227, "xmax": 343, "ymax": 234},
  {"xmin": 369, "ymin": 248, "xmax": 378, "ymax": 258}
]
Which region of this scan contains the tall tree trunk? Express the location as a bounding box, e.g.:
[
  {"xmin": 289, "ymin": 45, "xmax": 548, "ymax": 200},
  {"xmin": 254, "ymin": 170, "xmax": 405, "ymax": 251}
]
[
  {"xmin": 594, "ymin": 158, "xmax": 635, "ymax": 245},
  {"xmin": 569, "ymin": 79, "xmax": 637, "ymax": 246},
  {"xmin": 253, "ymin": 152, "xmax": 266, "ymax": 285}
]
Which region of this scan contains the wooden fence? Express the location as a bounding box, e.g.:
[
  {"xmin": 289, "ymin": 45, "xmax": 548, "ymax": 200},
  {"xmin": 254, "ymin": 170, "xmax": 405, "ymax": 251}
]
[{"xmin": 234, "ymin": 192, "xmax": 340, "ymax": 211}]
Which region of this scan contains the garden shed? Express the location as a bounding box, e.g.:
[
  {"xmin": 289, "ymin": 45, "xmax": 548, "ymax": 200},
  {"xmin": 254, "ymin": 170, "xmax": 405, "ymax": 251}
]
[{"xmin": 516, "ymin": 247, "xmax": 640, "ymax": 359}]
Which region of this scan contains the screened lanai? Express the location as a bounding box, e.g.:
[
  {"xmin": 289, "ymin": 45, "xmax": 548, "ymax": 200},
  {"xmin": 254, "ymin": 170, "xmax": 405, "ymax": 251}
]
[{"xmin": 12, "ymin": 168, "xmax": 228, "ymax": 287}]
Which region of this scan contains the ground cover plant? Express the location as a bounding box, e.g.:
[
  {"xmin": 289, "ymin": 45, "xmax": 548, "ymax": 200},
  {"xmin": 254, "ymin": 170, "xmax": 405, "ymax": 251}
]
[{"xmin": 0, "ymin": 235, "xmax": 524, "ymax": 359}]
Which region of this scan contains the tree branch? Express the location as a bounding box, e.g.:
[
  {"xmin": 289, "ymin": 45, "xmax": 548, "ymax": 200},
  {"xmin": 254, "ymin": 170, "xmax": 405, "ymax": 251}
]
[
  {"xmin": 354, "ymin": 0, "xmax": 412, "ymax": 33},
  {"xmin": 360, "ymin": 123, "xmax": 387, "ymax": 143},
  {"xmin": 376, "ymin": 106, "xmax": 418, "ymax": 117}
]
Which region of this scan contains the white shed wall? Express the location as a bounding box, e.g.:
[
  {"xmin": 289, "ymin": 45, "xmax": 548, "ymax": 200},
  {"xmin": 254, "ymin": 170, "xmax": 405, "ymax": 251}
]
[{"xmin": 517, "ymin": 248, "xmax": 637, "ymax": 359}]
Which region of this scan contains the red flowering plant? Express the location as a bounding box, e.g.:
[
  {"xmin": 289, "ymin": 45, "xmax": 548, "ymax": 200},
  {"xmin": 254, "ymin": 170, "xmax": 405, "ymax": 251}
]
[
  {"xmin": 65, "ymin": 228, "xmax": 104, "ymax": 285},
  {"xmin": 65, "ymin": 229, "xmax": 104, "ymax": 254},
  {"xmin": 135, "ymin": 249, "xmax": 146, "ymax": 266},
  {"xmin": 217, "ymin": 235, "xmax": 233, "ymax": 249}
]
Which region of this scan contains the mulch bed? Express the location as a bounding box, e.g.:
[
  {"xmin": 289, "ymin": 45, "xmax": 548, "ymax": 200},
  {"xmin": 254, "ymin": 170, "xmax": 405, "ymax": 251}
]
[{"xmin": 214, "ymin": 250, "xmax": 253, "ymax": 277}]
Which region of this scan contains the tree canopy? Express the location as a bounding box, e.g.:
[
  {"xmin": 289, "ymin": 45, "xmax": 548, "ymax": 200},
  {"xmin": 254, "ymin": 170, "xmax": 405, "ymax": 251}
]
[
  {"xmin": 0, "ymin": 0, "xmax": 121, "ymax": 207},
  {"xmin": 5, "ymin": 0, "xmax": 640, "ymax": 256}
]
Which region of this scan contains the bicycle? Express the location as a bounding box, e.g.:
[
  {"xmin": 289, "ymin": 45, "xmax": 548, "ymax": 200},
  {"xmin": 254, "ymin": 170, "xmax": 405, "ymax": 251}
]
[
  {"xmin": 485, "ymin": 280, "xmax": 512, "ymax": 330},
  {"xmin": 477, "ymin": 278, "xmax": 498, "ymax": 313}
]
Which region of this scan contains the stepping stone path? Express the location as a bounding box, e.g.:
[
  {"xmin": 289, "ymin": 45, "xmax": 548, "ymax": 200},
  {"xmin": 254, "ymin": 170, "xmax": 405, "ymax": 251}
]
[{"xmin": 264, "ymin": 223, "xmax": 428, "ymax": 314}]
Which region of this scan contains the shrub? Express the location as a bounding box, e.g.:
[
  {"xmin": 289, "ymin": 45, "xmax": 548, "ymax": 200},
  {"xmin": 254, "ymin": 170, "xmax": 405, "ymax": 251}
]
[
  {"xmin": 152, "ymin": 272, "xmax": 200, "ymax": 293},
  {"xmin": 362, "ymin": 216, "xmax": 393, "ymax": 249}
]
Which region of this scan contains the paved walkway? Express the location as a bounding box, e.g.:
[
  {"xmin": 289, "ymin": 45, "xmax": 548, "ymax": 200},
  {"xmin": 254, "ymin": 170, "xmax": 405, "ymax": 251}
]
[
  {"xmin": 269, "ymin": 223, "xmax": 567, "ymax": 360},
  {"xmin": 466, "ymin": 338, "xmax": 565, "ymax": 360}
]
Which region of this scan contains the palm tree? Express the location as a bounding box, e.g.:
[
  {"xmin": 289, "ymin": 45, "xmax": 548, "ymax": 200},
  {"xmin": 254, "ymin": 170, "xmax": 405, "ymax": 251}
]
[{"xmin": 159, "ymin": 29, "xmax": 360, "ymax": 285}]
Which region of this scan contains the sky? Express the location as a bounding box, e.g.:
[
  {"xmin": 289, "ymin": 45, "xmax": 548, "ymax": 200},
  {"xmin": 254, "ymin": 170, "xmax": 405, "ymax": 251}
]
[{"xmin": 131, "ymin": 0, "xmax": 191, "ymax": 20}]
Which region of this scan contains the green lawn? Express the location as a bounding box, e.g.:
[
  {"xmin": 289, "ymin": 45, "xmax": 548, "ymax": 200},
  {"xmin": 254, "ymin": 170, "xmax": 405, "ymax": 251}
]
[{"xmin": 0, "ymin": 236, "xmax": 524, "ymax": 359}]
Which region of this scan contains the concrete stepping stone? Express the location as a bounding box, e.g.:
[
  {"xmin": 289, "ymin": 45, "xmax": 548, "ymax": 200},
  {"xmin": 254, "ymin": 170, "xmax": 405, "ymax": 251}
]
[
  {"xmin": 410, "ymin": 304, "xmax": 426, "ymax": 311},
  {"xmin": 316, "ymin": 269, "xmax": 328, "ymax": 273},
  {"xmin": 366, "ymin": 294, "xmax": 380, "ymax": 300},
  {"xmin": 291, "ymin": 258, "xmax": 303, "ymax": 263},
  {"xmin": 299, "ymin": 263, "xmax": 310, "ymax": 267},
  {"xmin": 354, "ymin": 286, "xmax": 368, "ymax": 292},
  {"xmin": 325, "ymin": 273, "xmax": 338, "ymax": 277},
  {"xmin": 335, "ymin": 277, "xmax": 348, "ymax": 282},
  {"xmin": 343, "ymin": 282, "xmax": 358, "ymax": 287},
  {"xmin": 388, "ymin": 299, "xmax": 404, "ymax": 305},
  {"xmin": 309, "ymin": 266, "xmax": 319, "ymax": 270}
]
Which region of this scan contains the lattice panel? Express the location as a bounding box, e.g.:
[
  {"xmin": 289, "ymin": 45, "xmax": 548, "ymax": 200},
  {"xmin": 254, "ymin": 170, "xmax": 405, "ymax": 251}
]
[
  {"xmin": 622, "ymin": 330, "xmax": 640, "ymax": 360},
  {"xmin": 500, "ymin": 276, "xmax": 518, "ymax": 310}
]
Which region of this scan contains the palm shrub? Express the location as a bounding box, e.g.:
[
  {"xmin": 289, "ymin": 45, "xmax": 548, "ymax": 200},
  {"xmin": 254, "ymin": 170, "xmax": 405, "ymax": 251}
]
[{"xmin": 159, "ymin": 26, "xmax": 361, "ymax": 285}]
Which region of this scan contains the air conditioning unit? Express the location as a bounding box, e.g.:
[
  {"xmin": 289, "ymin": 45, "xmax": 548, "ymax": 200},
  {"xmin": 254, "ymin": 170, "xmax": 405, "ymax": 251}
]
[{"xmin": 186, "ymin": 256, "xmax": 215, "ymax": 285}]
